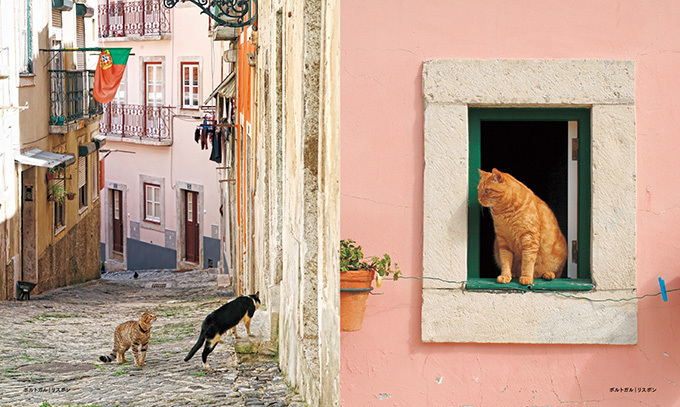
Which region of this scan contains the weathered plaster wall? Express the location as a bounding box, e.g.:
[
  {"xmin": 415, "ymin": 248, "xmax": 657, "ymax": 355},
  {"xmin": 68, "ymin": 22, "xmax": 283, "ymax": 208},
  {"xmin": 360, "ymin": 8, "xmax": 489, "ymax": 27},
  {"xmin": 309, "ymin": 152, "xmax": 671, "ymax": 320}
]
[
  {"xmin": 341, "ymin": 0, "xmax": 680, "ymax": 405},
  {"xmin": 256, "ymin": 0, "xmax": 340, "ymax": 405},
  {"xmin": 0, "ymin": 0, "xmax": 21, "ymax": 300},
  {"xmin": 36, "ymin": 201, "xmax": 101, "ymax": 294}
]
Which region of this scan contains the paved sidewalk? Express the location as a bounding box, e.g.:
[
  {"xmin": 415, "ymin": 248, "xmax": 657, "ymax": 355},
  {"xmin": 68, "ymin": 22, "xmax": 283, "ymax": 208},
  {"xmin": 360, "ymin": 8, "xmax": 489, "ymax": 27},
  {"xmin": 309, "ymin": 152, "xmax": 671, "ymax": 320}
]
[{"xmin": 0, "ymin": 269, "xmax": 304, "ymax": 407}]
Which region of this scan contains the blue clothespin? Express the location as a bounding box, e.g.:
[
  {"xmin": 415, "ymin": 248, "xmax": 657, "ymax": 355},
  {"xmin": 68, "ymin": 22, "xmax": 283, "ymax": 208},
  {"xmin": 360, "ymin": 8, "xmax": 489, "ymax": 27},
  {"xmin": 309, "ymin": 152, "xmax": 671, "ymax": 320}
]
[{"xmin": 658, "ymin": 277, "xmax": 668, "ymax": 302}]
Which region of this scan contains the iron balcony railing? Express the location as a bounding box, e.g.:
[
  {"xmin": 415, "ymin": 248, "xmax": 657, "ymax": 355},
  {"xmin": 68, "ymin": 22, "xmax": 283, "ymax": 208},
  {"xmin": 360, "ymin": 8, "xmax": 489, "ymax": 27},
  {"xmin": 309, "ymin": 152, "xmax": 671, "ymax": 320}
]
[
  {"xmin": 98, "ymin": 0, "xmax": 171, "ymax": 38},
  {"xmin": 49, "ymin": 70, "xmax": 103, "ymax": 126},
  {"xmin": 99, "ymin": 103, "xmax": 173, "ymax": 142}
]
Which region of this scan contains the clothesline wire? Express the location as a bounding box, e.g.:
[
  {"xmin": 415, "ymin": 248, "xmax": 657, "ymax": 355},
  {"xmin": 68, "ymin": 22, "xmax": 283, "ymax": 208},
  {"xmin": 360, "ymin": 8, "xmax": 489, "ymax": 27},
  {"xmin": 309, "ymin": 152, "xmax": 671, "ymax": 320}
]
[{"xmin": 372, "ymin": 276, "xmax": 679, "ymax": 303}]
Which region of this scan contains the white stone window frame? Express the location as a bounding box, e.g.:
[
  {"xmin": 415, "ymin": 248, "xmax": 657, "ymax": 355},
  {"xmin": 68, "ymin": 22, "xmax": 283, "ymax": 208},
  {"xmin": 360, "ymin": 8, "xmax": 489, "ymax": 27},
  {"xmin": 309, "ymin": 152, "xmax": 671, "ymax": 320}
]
[
  {"xmin": 179, "ymin": 59, "xmax": 201, "ymax": 111},
  {"xmin": 140, "ymin": 57, "xmax": 165, "ymax": 107},
  {"xmin": 422, "ymin": 59, "xmax": 637, "ymax": 344},
  {"xmin": 140, "ymin": 174, "xmax": 165, "ymax": 232}
]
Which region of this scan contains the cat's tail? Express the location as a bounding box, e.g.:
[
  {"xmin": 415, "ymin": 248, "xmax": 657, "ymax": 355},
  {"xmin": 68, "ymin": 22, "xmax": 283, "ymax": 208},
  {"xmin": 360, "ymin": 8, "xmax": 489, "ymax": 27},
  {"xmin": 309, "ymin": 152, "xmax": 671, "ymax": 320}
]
[
  {"xmin": 99, "ymin": 353, "xmax": 115, "ymax": 363},
  {"xmin": 184, "ymin": 331, "xmax": 205, "ymax": 362}
]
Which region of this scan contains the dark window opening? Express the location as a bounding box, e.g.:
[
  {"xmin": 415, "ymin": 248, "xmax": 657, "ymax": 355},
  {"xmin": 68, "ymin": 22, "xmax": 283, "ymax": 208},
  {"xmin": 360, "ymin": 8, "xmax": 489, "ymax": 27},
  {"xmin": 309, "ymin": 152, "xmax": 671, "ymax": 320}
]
[
  {"xmin": 479, "ymin": 121, "xmax": 568, "ymax": 279},
  {"xmin": 468, "ymin": 108, "xmax": 592, "ymax": 291}
]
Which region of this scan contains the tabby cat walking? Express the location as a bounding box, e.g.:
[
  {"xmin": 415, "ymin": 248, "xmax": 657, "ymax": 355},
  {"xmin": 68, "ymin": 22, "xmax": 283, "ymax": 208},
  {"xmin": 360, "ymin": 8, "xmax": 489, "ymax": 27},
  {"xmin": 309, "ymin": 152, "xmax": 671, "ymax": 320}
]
[
  {"xmin": 477, "ymin": 168, "xmax": 568, "ymax": 285},
  {"xmin": 99, "ymin": 311, "xmax": 157, "ymax": 366}
]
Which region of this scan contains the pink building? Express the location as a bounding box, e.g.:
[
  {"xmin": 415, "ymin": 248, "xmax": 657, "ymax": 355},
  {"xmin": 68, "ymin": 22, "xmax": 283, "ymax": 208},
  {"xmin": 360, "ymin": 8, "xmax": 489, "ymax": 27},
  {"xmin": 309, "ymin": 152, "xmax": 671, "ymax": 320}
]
[
  {"xmin": 341, "ymin": 1, "xmax": 680, "ymax": 405},
  {"xmin": 98, "ymin": 1, "xmax": 231, "ymax": 273}
]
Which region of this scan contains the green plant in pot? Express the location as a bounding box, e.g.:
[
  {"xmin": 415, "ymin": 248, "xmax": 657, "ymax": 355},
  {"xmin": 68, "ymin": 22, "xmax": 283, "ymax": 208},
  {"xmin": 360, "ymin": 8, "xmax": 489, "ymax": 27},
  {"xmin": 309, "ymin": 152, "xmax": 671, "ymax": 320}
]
[
  {"xmin": 46, "ymin": 167, "xmax": 58, "ymax": 180},
  {"xmin": 340, "ymin": 239, "xmax": 401, "ymax": 331},
  {"xmin": 49, "ymin": 183, "xmax": 66, "ymax": 203}
]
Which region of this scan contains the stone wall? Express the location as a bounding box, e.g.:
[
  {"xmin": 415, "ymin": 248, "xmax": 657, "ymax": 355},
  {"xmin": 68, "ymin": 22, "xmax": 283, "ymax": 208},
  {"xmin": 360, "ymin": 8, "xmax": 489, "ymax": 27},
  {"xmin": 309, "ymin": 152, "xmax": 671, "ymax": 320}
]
[
  {"xmin": 36, "ymin": 201, "xmax": 101, "ymax": 295},
  {"xmin": 253, "ymin": 0, "xmax": 340, "ymax": 405}
]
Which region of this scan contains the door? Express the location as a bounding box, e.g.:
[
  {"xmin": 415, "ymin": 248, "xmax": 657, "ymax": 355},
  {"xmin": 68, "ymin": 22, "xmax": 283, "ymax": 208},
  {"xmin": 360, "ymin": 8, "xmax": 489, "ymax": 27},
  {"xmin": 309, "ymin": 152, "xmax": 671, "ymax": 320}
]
[
  {"xmin": 185, "ymin": 190, "xmax": 199, "ymax": 263},
  {"xmin": 112, "ymin": 189, "xmax": 123, "ymax": 253}
]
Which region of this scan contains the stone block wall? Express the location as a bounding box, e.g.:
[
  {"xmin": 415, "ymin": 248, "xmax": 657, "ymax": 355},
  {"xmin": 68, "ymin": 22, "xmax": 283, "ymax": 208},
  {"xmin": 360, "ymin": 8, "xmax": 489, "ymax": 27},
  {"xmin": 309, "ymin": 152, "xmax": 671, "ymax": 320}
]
[{"xmin": 36, "ymin": 201, "xmax": 101, "ymax": 295}]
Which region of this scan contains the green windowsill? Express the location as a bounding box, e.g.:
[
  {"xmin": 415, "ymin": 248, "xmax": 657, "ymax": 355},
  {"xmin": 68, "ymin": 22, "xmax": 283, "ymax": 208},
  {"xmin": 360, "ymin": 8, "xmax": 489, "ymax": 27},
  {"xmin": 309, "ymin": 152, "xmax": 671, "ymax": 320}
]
[{"xmin": 466, "ymin": 278, "xmax": 593, "ymax": 291}]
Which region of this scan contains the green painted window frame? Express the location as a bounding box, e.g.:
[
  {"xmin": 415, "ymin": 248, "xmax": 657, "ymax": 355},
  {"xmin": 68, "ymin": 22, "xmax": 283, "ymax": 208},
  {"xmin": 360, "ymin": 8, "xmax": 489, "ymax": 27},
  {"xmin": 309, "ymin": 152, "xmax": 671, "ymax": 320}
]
[{"xmin": 467, "ymin": 108, "xmax": 592, "ymax": 291}]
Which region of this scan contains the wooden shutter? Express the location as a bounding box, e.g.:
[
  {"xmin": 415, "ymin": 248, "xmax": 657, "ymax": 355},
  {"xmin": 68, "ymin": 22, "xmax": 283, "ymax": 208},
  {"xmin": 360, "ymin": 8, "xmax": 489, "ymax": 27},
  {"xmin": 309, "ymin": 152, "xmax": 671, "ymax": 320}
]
[
  {"xmin": 78, "ymin": 156, "xmax": 86, "ymax": 188},
  {"xmin": 52, "ymin": 9, "xmax": 62, "ymax": 28},
  {"xmin": 76, "ymin": 16, "xmax": 85, "ymax": 69},
  {"xmin": 91, "ymin": 155, "xmax": 99, "ymax": 198}
]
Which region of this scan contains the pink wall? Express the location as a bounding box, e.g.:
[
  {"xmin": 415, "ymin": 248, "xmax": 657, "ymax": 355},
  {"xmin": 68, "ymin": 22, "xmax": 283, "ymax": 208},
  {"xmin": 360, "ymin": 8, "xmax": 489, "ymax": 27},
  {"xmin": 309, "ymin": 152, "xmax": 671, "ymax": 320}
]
[{"xmin": 341, "ymin": 1, "xmax": 680, "ymax": 405}]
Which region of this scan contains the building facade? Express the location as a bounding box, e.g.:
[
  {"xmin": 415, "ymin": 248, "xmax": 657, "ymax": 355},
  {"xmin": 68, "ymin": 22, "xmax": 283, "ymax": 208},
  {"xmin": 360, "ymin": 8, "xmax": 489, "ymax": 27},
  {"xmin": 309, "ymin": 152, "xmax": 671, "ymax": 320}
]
[
  {"xmin": 98, "ymin": 0, "xmax": 230, "ymax": 273},
  {"xmin": 1, "ymin": 0, "xmax": 102, "ymax": 300},
  {"xmin": 211, "ymin": 0, "xmax": 340, "ymax": 405},
  {"xmin": 340, "ymin": 1, "xmax": 680, "ymax": 406}
]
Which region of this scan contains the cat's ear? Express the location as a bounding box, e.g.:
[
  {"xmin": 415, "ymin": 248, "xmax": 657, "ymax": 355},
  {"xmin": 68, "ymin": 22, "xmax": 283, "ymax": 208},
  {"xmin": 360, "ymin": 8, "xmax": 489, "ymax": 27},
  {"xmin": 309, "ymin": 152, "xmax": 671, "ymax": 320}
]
[
  {"xmin": 478, "ymin": 169, "xmax": 488, "ymax": 177},
  {"xmin": 491, "ymin": 168, "xmax": 503, "ymax": 183}
]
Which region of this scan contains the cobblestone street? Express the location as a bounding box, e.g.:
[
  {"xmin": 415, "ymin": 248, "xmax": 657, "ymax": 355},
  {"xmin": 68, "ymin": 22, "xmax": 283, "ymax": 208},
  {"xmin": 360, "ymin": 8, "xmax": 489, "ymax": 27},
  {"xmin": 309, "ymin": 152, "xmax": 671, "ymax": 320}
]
[{"xmin": 0, "ymin": 269, "xmax": 304, "ymax": 407}]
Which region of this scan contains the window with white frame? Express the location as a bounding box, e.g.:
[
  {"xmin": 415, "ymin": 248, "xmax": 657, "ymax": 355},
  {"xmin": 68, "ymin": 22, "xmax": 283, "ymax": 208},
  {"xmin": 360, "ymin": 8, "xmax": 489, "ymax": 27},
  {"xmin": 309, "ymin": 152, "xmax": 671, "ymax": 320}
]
[
  {"xmin": 421, "ymin": 59, "xmax": 637, "ymax": 345},
  {"xmin": 19, "ymin": 0, "xmax": 33, "ymax": 74},
  {"xmin": 181, "ymin": 62, "xmax": 199, "ymax": 109},
  {"xmin": 145, "ymin": 62, "xmax": 163, "ymax": 107},
  {"xmin": 140, "ymin": 174, "xmax": 165, "ymax": 231},
  {"xmin": 144, "ymin": 183, "xmax": 161, "ymax": 223},
  {"xmin": 113, "ymin": 71, "xmax": 127, "ymax": 104}
]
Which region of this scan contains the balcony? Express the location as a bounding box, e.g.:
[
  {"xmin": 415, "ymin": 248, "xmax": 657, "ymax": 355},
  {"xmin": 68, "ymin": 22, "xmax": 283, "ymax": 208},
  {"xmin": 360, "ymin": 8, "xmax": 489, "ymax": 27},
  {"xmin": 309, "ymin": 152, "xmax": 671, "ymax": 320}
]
[
  {"xmin": 99, "ymin": 103, "xmax": 173, "ymax": 145},
  {"xmin": 49, "ymin": 70, "xmax": 103, "ymax": 133},
  {"xmin": 99, "ymin": 0, "xmax": 171, "ymax": 39}
]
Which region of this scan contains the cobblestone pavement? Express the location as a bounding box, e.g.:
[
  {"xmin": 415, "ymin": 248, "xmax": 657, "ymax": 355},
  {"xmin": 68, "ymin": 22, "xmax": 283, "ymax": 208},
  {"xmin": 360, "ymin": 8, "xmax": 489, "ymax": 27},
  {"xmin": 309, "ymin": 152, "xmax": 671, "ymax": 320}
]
[{"xmin": 0, "ymin": 269, "xmax": 305, "ymax": 407}]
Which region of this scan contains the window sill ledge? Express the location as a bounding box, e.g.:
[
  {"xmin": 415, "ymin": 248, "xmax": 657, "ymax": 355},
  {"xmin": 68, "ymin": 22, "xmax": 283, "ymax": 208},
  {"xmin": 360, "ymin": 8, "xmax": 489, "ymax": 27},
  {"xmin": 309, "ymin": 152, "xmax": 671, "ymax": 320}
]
[{"xmin": 466, "ymin": 278, "xmax": 592, "ymax": 291}]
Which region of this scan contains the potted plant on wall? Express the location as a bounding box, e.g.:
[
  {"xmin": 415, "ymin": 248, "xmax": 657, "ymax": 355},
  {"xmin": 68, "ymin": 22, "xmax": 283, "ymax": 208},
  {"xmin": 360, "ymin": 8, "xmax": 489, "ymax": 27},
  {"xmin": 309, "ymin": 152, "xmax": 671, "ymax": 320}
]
[
  {"xmin": 66, "ymin": 192, "xmax": 76, "ymax": 200},
  {"xmin": 340, "ymin": 239, "xmax": 401, "ymax": 331},
  {"xmin": 48, "ymin": 183, "xmax": 66, "ymax": 203},
  {"xmin": 46, "ymin": 167, "xmax": 58, "ymax": 180}
]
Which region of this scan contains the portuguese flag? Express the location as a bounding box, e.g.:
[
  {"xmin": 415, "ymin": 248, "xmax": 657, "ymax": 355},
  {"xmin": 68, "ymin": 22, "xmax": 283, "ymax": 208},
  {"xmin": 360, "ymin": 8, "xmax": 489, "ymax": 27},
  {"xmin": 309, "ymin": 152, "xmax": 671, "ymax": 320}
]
[{"xmin": 93, "ymin": 48, "xmax": 131, "ymax": 104}]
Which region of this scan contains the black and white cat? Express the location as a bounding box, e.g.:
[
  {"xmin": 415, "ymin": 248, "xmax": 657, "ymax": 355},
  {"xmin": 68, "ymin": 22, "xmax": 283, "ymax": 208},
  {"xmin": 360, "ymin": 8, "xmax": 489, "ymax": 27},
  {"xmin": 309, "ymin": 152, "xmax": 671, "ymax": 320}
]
[{"xmin": 184, "ymin": 292, "xmax": 260, "ymax": 369}]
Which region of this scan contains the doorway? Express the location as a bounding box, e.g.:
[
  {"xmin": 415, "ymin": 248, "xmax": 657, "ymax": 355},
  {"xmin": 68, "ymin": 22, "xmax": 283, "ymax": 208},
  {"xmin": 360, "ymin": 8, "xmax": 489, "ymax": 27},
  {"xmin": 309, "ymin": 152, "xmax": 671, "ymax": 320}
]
[
  {"xmin": 111, "ymin": 188, "xmax": 124, "ymax": 259},
  {"xmin": 20, "ymin": 168, "xmax": 37, "ymax": 291},
  {"xmin": 184, "ymin": 189, "xmax": 199, "ymax": 263}
]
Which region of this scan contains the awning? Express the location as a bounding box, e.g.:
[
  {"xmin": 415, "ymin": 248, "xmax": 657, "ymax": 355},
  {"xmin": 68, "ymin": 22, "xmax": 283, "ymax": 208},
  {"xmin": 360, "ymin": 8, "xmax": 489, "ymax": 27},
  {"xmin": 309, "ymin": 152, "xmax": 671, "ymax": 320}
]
[
  {"xmin": 92, "ymin": 134, "xmax": 107, "ymax": 149},
  {"xmin": 79, "ymin": 143, "xmax": 96, "ymax": 156},
  {"xmin": 14, "ymin": 149, "xmax": 76, "ymax": 168},
  {"xmin": 51, "ymin": 0, "xmax": 73, "ymax": 11},
  {"xmin": 75, "ymin": 3, "xmax": 94, "ymax": 17},
  {"xmin": 205, "ymin": 71, "xmax": 236, "ymax": 105}
]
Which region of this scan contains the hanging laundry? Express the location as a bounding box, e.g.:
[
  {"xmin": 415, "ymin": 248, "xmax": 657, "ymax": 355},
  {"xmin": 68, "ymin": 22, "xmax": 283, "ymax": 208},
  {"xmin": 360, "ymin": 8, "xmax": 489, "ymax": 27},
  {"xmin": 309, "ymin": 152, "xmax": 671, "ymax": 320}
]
[
  {"xmin": 201, "ymin": 125, "xmax": 208, "ymax": 150},
  {"xmin": 210, "ymin": 129, "xmax": 223, "ymax": 163}
]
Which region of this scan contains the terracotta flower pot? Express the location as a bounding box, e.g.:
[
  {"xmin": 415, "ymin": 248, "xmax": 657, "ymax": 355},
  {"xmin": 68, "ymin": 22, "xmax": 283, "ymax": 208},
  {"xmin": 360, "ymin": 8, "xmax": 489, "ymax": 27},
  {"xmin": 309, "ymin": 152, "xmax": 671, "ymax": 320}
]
[{"xmin": 340, "ymin": 269, "xmax": 375, "ymax": 332}]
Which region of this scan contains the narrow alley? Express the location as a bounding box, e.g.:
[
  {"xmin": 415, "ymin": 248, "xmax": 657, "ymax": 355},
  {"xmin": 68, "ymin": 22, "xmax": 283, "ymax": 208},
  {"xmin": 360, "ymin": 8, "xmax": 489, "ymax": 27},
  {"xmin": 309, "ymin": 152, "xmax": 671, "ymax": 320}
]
[{"xmin": 0, "ymin": 269, "xmax": 304, "ymax": 407}]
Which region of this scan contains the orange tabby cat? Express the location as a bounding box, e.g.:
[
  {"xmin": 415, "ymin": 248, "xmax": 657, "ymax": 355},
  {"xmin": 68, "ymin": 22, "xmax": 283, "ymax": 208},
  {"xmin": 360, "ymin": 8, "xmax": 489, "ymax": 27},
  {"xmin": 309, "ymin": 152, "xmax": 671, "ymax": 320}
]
[{"xmin": 477, "ymin": 168, "xmax": 567, "ymax": 285}]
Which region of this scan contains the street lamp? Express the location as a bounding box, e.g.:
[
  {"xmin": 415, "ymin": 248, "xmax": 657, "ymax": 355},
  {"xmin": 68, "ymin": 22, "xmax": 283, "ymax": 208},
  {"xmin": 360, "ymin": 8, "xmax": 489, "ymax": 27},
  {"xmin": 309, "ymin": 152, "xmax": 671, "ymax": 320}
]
[{"xmin": 163, "ymin": 0, "xmax": 257, "ymax": 29}]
